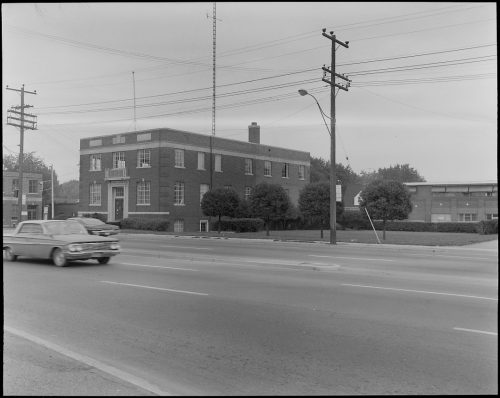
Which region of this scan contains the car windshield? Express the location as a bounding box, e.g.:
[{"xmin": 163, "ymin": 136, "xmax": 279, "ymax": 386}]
[
  {"xmin": 77, "ymin": 218, "xmax": 105, "ymax": 226},
  {"xmin": 44, "ymin": 221, "xmax": 88, "ymax": 235}
]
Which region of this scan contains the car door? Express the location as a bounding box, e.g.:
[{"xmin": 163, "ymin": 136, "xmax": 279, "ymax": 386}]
[{"xmin": 14, "ymin": 223, "xmax": 43, "ymax": 257}]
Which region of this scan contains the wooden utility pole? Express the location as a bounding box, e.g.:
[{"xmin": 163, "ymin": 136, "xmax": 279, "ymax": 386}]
[
  {"xmin": 6, "ymin": 84, "xmax": 37, "ymax": 224},
  {"xmin": 321, "ymin": 29, "xmax": 350, "ymax": 244}
]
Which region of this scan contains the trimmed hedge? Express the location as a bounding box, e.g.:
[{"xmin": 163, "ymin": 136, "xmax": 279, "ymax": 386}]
[
  {"xmin": 120, "ymin": 217, "xmax": 169, "ymax": 231},
  {"xmin": 477, "ymin": 219, "xmax": 498, "ymax": 235},
  {"xmin": 338, "ymin": 210, "xmax": 497, "ymax": 234},
  {"xmin": 212, "ymin": 218, "xmax": 265, "ymax": 232}
]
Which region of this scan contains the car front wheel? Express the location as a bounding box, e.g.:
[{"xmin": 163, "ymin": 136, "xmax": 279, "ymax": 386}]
[
  {"xmin": 52, "ymin": 248, "xmax": 67, "ymax": 267},
  {"xmin": 4, "ymin": 247, "xmax": 17, "ymax": 261},
  {"xmin": 97, "ymin": 257, "xmax": 110, "ymax": 264}
]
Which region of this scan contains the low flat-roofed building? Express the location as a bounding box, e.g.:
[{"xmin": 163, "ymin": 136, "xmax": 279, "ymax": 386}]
[{"xmin": 404, "ymin": 181, "xmax": 498, "ymax": 222}]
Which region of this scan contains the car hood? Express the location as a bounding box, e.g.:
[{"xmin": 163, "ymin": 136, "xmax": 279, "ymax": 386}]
[{"xmin": 52, "ymin": 234, "xmax": 119, "ymax": 243}]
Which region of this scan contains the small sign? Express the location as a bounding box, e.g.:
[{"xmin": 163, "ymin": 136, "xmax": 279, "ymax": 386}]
[
  {"xmin": 21, "ymin": 211, "xmax": 28, "ymax": 216},
  {"xmin": 336, "ymin": 185, "xmax": 342, "ymax": 202},
  {"xmin": 22, "ymin": 194, "xmax": 26, "ymax": 205}
]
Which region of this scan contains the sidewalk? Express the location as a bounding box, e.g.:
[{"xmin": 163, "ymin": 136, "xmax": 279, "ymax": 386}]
[{"xmin": 3, "ymin": 329, "xmax": 156, "ymax": 396}]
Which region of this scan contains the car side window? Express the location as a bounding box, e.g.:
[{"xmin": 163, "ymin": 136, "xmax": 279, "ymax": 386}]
[{"xmin": 18, "ymin": 224, "xmax": 43, "ymax": 234}]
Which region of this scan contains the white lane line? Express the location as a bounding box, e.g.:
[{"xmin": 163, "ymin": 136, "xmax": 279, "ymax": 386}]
[
  {"xmin": 4, "ymin": 326, "xmax": 172, "ymax": 396},
  {"xmin": 453, "ymin": 327, "xmax": 497, "ymax": 336},
  {"xmin": 310, "ymin": 255, "xmax": 394, "ymax": 262},
  {"xmin": 342, "ymin": 283, "xmax": 498, "ymax": 301},
  {"xmin": 406, "ymin": 253, "xmax": 491, "ymax": 261},
  {"xmin": 101, "ymin": 281, "xmax": 208, "ymax": 296},
  {"xmin": 119, "ymin": 262, "xmax": 198, "ymax": 271}
]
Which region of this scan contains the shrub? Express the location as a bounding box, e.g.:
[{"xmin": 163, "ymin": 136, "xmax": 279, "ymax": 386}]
[
  {"xmin": 120, "ymin": 217, "xmax": 169, "ymax": 231},
  {"xmin": 477, "ymin": 219, "xmax": 498, "ymax": 235},
  {"xmin": 339, "ymin": 210, "xmax": 371, "ymax": 230},
  {"xmin": 212, "ymin": 218, "xmax": 264, "ymax": 232}
]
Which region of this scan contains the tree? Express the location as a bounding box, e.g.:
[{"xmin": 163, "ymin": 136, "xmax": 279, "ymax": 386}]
[
  {"xmin": 201, "ymin": 187, "xmax": 240, "ymax": 233},
  {"xmin": 360, "ymin": 164, "xmax": 425, "ymax": 185},
  {"xmin": 57, "ymin": 180, "xmax": 79, "ymax": 201},
  {"xmin": 249, "ymin": 182, "xmax": 291, "ymax": 236},
  {"xmin": 309, "ymin": 156, "xmax": 360, "ymax": 202},
  {"xmin": 359, "ymin": 179, "xmax": 413, "ymax": 240},
  {"xmin": 299, "ymin": 182, "xmax": 330, "ymax": 238},
  {"xmin": 3, "ymin": 152, "xmax": 61, "ymax": 206}
]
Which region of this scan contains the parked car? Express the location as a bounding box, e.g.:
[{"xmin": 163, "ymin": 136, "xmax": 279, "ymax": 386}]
[
  {"xmin": 68, "ymin": 217, "xmax": 120, "ymax": 236},
  {"xmin": 3, "ymin": 220, "xmax": 120, "ymax": 267}
]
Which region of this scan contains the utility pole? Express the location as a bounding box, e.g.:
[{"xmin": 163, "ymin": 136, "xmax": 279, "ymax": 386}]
[
  {"xmin": 321, "ymin": 29, "xmax": 350, "ymax": 245},
  {"xmin": 132, "ymin": 71, "xmax": 137, "ymax": 131},
  {"xmin": 6, "ymin": 84, "xmax": 37, "ymax": 224},
  {"xmin": 51, "ymin": 165, "xmax": 54, "ymax": 220}
]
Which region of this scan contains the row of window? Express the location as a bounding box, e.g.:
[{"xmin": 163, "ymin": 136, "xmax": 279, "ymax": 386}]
[
  {"xmin": 88, "ymin": 182, "xmax": 256, "ymax": 206},
  {"xmin": 89, "ymin": 150, "xmax": 305, "ymax": 179},
  {"xmin": 431, "ymin": 192, "xmax": 497, "ymax": 197}
]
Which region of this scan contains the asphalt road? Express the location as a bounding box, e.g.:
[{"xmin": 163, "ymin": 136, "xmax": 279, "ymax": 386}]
[{"xmin": 3, "ymin": 235, "xmax": 498, "ymax": 395}]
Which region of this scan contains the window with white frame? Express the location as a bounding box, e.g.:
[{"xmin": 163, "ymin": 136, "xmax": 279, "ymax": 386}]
[
  {"xmin": 264, "ymin": 160, "xmax": 272, "ymax": 177},
  {"xmin": 137, "ymin": 181, "xmax": 151, "ymax": 205},
  {"xmin": 89, "ymin": 183, "xmax": 101, "ymax": 205},
  {"xmin": 245, "ymin": 158, "xmax": 253, "ymax": 175},
  {"xmin": 90, "ymin": 154, "xmax": 101, "ymax": 171},
  {"xmin": 214, "ymin": 154, "xmax": 222, "ymax": 172},
  {"xmin": 175, "ymin": 149, "xmax": 185, "ymax": 168},
  {"xmin": 174, "ymin": 181, "xmax": 185, "ymax": 205},
  {"xmin": 137, "ymin": 149, "xmax": 151, "ymax": 168},
  {"xmin": 298, "ymin": 165, "xmax": 305, "ymax": 180},
  {"xmin": 174, "ymin": 219, "xmax": 184, "ymax": 232},
  {"xmin": 282, "ymin": 163, "xmax": 289, "ymax": 178},
  {"xmin": 200, "ymin": 183, "xmax": 209, "ymax": 204},
  {"xmin": 486, "ymin": 213, "xmax": 498, "ymax": 220},
  {"xmin": 458, "ymin": 213, "xmax": 478, "ymax": 222},
  {"xmin": 245, "ymin": 186, "xmax": 252, "ymax": 201},
  {"xmin": 112, "ymin": 152, "xmax": 125, "ymax": 169},
  {"xmin": 197, "ymin": 152, "xmax": 205, "ymax": 170}
]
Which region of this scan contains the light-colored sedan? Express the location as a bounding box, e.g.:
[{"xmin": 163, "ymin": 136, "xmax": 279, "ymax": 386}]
[{"xmin": 3, "ymin": 220, "xmax": 120, "ymax": 267}]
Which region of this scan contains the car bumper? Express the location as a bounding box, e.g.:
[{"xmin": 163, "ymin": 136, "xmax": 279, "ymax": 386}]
[{"xmin": 64, "ymin": 250, "xmax": 120, "ymax": 260}]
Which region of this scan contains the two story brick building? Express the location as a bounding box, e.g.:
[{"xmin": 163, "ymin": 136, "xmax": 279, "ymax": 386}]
[
  {"xmin": 2, "ymin": 171, "xmax": 43, "ymax": 226},
  {"xmin": 78, "ymin": 123, "xmax": 310, "ymax": 232}
]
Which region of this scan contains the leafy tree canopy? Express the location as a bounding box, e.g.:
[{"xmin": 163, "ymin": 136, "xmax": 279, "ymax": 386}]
[
  {"xmin": 201, "ymin": 187, "xmax": 240, "ymax": 232},
  {"xmin": 360, "ymin": 164, "xmax": 425, "ymax": 185},
  {"xmin": 3, "ymin": 152, "xmax": 61, "ymax": 202},
  {"xmin": 250, "ymin": 182, "xmax": 291, "ymax": 235},
  {"xmin": 359, "ymin": 179, "xmax": 412, "ymax": 239}
]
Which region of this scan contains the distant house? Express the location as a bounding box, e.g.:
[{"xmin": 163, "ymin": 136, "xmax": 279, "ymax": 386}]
[{"xmin": 342, "ymin": 183, "xmax": 363, "ymax": 212}]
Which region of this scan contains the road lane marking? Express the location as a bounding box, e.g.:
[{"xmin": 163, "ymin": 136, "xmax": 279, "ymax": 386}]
[
  {"xmin": 310, "ymin": 255, "xmax": 394, "ymax": 262},
  {"xmin": 4, "ymin": 326, "xmax": 172, "ymax": 395},
  {"xmin": 119, "ymin": 262, "xmax": 198, "ymax": 271},
  {"xmin": 453, "ymin": 327, "xmax": 497, "ymax": 336},
  {"xmin": 341, "ymin": 283, "xmax": 498, "ymax": 301},
  {"xmin": 101, "ymin": 281, "xmax": 209, "ymax": 296},
  {"xmin": 406, "ymin": 253, "xmax": 491, "ymax": 261}
]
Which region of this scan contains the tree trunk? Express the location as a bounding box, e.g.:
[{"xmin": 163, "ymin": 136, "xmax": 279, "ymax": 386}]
[
  {"xmin": 266, "ymin": 218, "xmax": 270, "ymax": 236},
  {"xmin": 320, "ymin": 227, "xmax": 324, "ymax": 239},
  {"xmin": 218, "ymin": 215, "xmax": 221, "ymax": 234},
  {"xmin": 383, "ymin": 219, "xmax": 386, "ymax": 240}
]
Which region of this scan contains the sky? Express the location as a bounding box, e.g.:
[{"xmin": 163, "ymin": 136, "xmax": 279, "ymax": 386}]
[{"xmin": 2, "ymin": 2, "xmax": 497, "ymax": 184}]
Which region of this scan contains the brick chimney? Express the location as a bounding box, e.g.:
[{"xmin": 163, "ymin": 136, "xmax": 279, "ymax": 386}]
[{"xmin": 248, "ymin": 122, "xmax": 260, "ymax": 144}]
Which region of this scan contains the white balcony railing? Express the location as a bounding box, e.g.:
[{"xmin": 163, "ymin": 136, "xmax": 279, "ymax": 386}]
[{"xmin": 104, "ymin": 168, "xmax": 129, "ymax": 180}]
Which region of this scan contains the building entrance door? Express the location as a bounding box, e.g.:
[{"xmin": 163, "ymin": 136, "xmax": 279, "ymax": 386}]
[{"xmin": 113, "ymin": 186, "xmax": 125, "ymax": 221}]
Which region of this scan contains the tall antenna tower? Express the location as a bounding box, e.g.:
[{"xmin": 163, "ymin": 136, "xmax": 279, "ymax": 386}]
[{"xmin": 211, "ymin": 1, "xmax": 216, "ymax": 138}]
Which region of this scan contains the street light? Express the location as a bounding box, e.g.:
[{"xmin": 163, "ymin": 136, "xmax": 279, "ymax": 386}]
[{"xmin": 299, "ymin": 88, "xmax": 337, "ymax": 244}]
